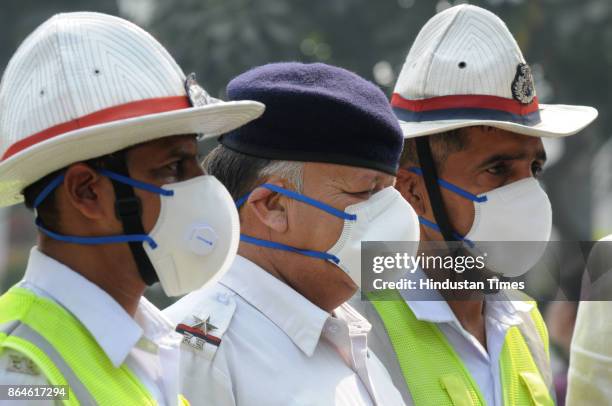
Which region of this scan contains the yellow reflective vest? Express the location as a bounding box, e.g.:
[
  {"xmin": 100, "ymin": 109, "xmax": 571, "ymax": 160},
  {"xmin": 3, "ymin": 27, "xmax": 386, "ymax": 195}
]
[
  {"xmin": 369, "ymin": 290, "xmax": 554, "ymax": 406},
  {"xmin": 0, "ymin": 287, "xmax": 189, "ymax": 406}
]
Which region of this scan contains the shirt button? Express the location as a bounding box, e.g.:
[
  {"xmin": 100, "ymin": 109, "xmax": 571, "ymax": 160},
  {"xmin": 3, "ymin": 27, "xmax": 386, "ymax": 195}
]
[
  {"xmin": 327, "ymin": 325, "xmax": 339, "ymax": 334},
  {"xmin": 217, "ymin": 292, "xmax": 229, "ymax": 304}
]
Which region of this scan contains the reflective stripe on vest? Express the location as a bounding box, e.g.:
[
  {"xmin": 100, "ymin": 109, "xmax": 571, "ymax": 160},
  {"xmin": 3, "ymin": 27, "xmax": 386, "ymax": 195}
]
[
  {"xmin": 369, "ymin": 290, "xmax": 554, "ymax": 406},
  {"xmin": 0, "ymin": 287, "xmax": 157, "ymax": 406},
  {"xmin": 0, "ymin": 320, "xmax": 95, "ymax": 405},
  {"xmin": 515, "ymin": 303, "xmax": 555, "ymax": 396}
]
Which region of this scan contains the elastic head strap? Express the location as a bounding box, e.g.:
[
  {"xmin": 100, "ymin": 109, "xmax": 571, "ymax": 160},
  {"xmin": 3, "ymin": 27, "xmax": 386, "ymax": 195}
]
[
  {"xmin": 236, "ymin": 183, "xmax": 357, "ymax": 221},
  {"xmin": 414, "ymin": 137, "xmax": 457, "ymax": 243},
  {"xmin": 408, "ymin": 167, "xmax": 487, "ymax": 203},
  {"xmin": 240, "ymin": 234, "xmax": 340, "ymax": 264},
  {"xmin": 103, "ymin": 153, "xmax": 159, "ymax": 286}
]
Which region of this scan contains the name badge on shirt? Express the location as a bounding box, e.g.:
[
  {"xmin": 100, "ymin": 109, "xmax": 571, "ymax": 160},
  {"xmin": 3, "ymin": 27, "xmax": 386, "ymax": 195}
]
[{"xmin": 175, "ymin": 315, "xmax": 221, "ymax": 351}]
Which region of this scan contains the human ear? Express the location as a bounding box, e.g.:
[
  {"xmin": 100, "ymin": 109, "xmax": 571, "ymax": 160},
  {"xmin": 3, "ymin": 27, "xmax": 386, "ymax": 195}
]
[
  {"xmin": 245, "ymin": 181, "xmax": 289, "ymax": 233},
  {"xmin": 395, "ymin": 167, "xmax": 428, "ymax": 216},
  {"xmin": 61, "ymin": 163, "xmax": 115, "ymax": 221}
]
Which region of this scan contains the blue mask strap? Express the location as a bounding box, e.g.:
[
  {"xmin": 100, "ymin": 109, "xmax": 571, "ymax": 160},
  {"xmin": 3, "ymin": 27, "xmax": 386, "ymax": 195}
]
[
  {"xmin": 31, "ymin": 168, "xmax": 172, "ymax": 250},
  {"xmin": 35, "ymin": 218, "xmax": 158, "ymax": 248},
  {"xmin": 235, "ymin": 193, "xmax": 250, "ymax": 209},
  {"xmin": 418, "ymin": 216, "xmax": 475, "ymax": 248},
  {"xmin": 236, "ymin": 183, "xmax": 357, "ymax": 221},
  {"xmin": 408, "ymin": 167, "xmax": 487, "ymax": 203},
  {"xmin": 236, "ymin": 184, "xmax": 351, "ymax": 266},
  {"xmin": 98, "ymin": 169, "xmax": 174, "ymax": 197},
  {"xmin": 33, "ymin": 173, "xmax": 66, "ymax": 209},
  {"xmin": 33, "ymin": 169, "xmax": 173, "ymax": 210},
  {"xmin": 240, "ymin": 234, "xmax": 340, "ymax": 264}
]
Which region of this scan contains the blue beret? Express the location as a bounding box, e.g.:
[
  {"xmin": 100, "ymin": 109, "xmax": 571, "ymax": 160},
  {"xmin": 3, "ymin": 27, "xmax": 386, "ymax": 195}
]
[{"xmin": 220, "ymin": 62, "xmax": 404, "ymax": 175}]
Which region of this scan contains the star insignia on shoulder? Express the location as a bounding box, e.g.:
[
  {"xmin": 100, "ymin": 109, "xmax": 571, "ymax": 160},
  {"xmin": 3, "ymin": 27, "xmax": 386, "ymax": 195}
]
[
  {"xmin": 191, "ymin": 316, "xmax": 218, "ymax": 336},
  {"xmin": 176, "ymin": 315, "xmax": 222, "ymax": 351}
]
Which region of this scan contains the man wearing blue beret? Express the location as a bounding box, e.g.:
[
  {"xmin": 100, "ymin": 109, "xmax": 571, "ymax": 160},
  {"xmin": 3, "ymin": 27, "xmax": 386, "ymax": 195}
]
[{"xmin": 164, "ymin": 62, "xmax": 421, "ymax": 405}]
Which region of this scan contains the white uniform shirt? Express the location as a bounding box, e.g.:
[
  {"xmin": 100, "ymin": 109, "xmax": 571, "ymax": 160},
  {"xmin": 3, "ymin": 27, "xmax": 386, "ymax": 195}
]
[
  {"xmin": 164, "ymin": 255, "xmax": 405, "ymax": 406},
  {"xmin": 0, "ymin": 248, "xmax": 183, "ymax": 406},
  {"xmin": 352, "ymin": 269, "xmax": 535, "ymax": 406}
]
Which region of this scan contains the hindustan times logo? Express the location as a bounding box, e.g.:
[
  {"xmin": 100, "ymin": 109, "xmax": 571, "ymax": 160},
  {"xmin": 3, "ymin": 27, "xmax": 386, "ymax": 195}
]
[
  {"xmin": 372, "ymin": 252, "xmax": 487, "ymax": 274},
  {"xmin": 371, "ymin": 275, "xmax": 525, "ymax": 291}
]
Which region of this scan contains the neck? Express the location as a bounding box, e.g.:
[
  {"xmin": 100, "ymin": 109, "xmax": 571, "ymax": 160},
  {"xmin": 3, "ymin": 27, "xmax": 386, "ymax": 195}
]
[
  {"xmin": 39, "ymin": 238, "xmax": 146, "ymax": 316},
  {"xmin": 237, "ymin": 244, "xmax": 352, "ymax": 313},
  {"xmin": 446, "ymin": 299, "xmax": 486, "ymax": 346},
  {"xmin": 419, "ymin": 244, "xmax": 487, "ymax": 347},
  {"xmin": 238, "ymin": 244, "xmax": 284, "ymax": 280}
]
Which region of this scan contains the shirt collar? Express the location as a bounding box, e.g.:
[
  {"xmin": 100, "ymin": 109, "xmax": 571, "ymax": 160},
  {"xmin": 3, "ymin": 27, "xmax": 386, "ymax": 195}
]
[
  {"xmin": 401, "ymin": 267, "xmax": 534, "ymax": 326},
  {"xmin": 22, "ymin": 247, "xmax": 176, "ymax": 367},
  {"xmin": 220, "ymin": 255, "xmax": 329, "ymax": 357},
  {"xmin": 484, "ymin": 291, "xmax": 534, "ymax": 326}
]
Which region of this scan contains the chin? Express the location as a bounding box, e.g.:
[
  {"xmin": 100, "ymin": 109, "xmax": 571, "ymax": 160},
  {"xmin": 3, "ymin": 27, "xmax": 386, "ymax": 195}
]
[
  {"xmin": 298, "ymin": 265, "xmax": 357, "ymax": 311},
  {"xmin": 326, "ymin": 269, "xmax": 359, "ymax": 306}
]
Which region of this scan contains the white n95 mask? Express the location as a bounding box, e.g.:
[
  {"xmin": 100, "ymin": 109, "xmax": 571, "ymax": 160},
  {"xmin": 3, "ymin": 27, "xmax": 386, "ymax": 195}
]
[
  {"xmin": 34, "ymin": 170, "xmax": 240, "ymax": 297},
  {"xmin": 237, "ymin": 185, "xmax": 420, "ymax": 288},
  {"xmin": 327, "ymin": 187, "xmax": 420, "ymax": 287},
  {"xmin": 143, "ymin": 175, "xmax": 240, "ymax": 296},
  {"xmin": 463, "ymin": 177, "xmax": 552, "ymax": 277},
  {"xmin": 410, "ymin": 167, "xmax": 552, "ymax": 277}
]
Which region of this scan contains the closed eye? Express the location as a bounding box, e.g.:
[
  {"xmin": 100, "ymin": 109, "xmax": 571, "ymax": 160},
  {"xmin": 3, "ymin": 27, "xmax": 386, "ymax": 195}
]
[{"xmin": 346, "ymin": 189, "xmax": 374, "ymax": 199}]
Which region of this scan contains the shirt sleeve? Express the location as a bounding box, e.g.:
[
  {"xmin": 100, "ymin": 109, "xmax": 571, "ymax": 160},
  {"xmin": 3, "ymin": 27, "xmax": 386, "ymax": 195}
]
[{"xmin": 0, "ymin": 349, "xmax": 57, "ymax": 406}]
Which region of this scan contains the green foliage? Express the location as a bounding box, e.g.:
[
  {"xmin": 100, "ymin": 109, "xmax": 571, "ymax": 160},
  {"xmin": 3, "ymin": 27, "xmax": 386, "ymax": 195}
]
[
  {"xmin": 149, "ymin": 0, "xmax": 438, "ymax": 96},
  {"xmin": 0, "ymin": 0, "xmax": 118, "ymax": 77}
]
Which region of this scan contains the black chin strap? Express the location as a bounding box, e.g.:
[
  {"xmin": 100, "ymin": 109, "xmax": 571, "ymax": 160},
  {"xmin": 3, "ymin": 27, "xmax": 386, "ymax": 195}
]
[
  {"xmin": 415, "ymin": 137, "xmax": 457, "ymax": 243},
  {"xmin": 104, "ymin": 153, "xmax": 159, "ymax": 286},
  {"xmin": 415, "ymin": 137, "xmax": 503, "ymax": 294}
]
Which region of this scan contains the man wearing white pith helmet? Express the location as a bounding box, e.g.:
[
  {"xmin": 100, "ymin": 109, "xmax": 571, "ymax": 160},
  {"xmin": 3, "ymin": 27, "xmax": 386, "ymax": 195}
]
[
  {"xmin": 0, "ymin": 12, "xmax": 263, "ymax": 405},
  {"xmin": 353, "ymin": 5, "xmax": 597, "ymax": 406}
]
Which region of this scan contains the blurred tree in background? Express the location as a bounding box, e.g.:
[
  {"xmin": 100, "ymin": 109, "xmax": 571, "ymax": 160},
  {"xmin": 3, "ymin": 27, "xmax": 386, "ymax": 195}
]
[
  {"xmin": 148, "ymin": 0, "xmax": 431, "ymax": 97},
  {"xmin": 0, "ymin": 0, "xmax": 118, "ymax": 69}
]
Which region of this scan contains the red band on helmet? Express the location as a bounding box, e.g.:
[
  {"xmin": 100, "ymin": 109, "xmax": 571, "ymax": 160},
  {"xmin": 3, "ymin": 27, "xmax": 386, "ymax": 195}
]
[
  {"xmin": 2, "ymin": 96, "xmax": 191, "ymax": 161},
  {"xmin": 391, "ymin": 93, "xmax": 539, "ymax": 116}
]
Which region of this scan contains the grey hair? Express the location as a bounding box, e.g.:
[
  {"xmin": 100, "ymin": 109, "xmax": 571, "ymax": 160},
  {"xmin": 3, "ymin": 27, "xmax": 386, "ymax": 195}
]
[
  {"xmin": 202, "ymin": 145, "xmax": 303, "ymax": 201},
  {"xmin": 257, "ymin": 160, "xmax": 303, "ymax": 192}
]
